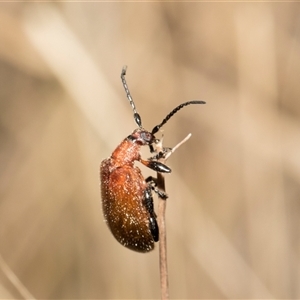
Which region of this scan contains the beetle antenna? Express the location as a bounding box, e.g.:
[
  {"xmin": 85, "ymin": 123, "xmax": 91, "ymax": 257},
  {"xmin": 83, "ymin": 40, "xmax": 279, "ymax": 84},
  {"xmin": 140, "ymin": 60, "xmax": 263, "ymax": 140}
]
[
  {"xmin": 121, "ymin": 66, "xmax": 142, "ymax": 127},
  {"xmin": 152, "ymin": 100, "xmax": 206, "ymax": 134}
]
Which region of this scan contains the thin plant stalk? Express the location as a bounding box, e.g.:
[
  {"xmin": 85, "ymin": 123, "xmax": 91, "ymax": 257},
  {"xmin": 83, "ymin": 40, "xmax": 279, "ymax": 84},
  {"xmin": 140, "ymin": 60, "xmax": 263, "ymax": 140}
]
[{"xmin": 156, "ymin": 133, "xmax": 192, "ymax": 300}]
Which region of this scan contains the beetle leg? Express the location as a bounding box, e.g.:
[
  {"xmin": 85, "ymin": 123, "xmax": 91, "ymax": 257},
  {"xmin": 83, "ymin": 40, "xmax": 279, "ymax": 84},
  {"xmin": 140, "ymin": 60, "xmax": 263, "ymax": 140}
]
[
  {"xmin": 145, "ymin": 176, "xmax": 158, "ymax": 185},
  {"xmin": 149, "ymin": 144, "xmax": 155, "ymax": 153},
  {"xmin": 146, "ymin": 176, "xmax": 168, "ymax": 200},
  {"xmin": 140, "ymin": 158, "xmax": 171, "ymax": 173},
  {"xmin": 148, "ymin": 147, "xmax": 172, "ymax": 161},
  {"xmin": 143, "ymin": 188, "xmax": 159, "ymax": 242}
]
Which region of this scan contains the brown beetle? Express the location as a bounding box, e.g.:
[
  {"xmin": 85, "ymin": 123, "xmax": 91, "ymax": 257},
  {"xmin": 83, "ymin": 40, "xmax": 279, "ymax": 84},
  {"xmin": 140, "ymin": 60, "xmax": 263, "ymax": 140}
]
[{"xmin": 100, "ymin": 66, "xmax": 205, "ymax": 252}]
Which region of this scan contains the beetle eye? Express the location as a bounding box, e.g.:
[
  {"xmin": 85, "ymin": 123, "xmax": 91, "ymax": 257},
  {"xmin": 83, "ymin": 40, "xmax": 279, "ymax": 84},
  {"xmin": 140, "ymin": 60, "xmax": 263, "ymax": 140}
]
[{"xmin": 140, "ymin": 132, "xmax": 153, "ymax": 144}]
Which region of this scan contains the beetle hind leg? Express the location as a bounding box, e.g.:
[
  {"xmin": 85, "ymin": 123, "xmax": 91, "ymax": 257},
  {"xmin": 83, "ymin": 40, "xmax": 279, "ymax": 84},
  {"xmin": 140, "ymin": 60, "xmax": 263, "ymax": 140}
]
[{"xmin": 143, "ymin": 187, "xmax": 159, "ymax": 242}]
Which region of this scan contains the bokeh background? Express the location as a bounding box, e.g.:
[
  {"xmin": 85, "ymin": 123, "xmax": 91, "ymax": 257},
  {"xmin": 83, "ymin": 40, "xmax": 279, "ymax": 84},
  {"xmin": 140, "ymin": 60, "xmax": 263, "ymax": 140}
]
[{"xmin": 0, "ymin": 2, "xmax": 300, "ymax": 299}]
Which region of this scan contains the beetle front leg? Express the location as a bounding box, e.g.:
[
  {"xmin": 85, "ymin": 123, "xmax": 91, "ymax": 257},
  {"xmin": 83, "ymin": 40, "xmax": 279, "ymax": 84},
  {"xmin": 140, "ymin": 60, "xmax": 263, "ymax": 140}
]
[
  {"xmin": 148, "ymin": 147, "xmax": 172, "ymax": 161},
  {"xmin": 140, "ymin": 158, "xmax": 171, "ymax": 173}
]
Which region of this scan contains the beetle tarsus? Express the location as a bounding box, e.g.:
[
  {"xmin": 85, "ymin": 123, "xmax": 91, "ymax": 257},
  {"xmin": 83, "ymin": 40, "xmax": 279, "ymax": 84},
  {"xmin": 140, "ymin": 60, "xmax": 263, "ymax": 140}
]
[{"xmin": 146, "ymin": 176, "xmax": 168, "ymax": 200}]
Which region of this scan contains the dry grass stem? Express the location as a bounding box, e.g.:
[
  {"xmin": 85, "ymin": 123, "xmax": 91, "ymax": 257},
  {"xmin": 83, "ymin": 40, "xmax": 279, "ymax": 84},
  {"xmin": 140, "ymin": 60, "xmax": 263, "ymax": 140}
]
[{"xmin": 156, "ymin": 134, "xmax": 192, "ymax": 300}]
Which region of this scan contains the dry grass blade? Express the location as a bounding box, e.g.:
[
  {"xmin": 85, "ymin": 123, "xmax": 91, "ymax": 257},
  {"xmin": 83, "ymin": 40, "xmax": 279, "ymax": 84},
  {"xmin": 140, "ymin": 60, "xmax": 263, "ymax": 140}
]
[{"xmin": 0, "ymin": 253, "xmax": 35, "ymax": 300}]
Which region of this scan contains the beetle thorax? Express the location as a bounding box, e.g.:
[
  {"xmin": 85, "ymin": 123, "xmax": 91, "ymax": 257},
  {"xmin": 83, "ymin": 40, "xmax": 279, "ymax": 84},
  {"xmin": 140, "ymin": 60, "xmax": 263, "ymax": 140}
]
[{"xmin": 110, "ymin": 128, "xmax": 155, "ymax": 167}]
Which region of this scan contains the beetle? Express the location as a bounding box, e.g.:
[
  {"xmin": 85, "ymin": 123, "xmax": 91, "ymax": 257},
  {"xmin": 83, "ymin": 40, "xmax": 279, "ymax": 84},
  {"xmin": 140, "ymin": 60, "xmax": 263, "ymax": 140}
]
[{"xmin": 100, "ymin": 66, "xmax": 205, "ymax": 252}]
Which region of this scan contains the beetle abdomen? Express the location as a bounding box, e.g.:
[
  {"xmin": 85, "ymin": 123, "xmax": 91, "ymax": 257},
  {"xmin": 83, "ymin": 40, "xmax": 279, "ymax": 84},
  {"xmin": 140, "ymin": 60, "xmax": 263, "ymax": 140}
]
[{"xmin": 100, "ymin": 159, "xmax": 155, "ymax": 252}]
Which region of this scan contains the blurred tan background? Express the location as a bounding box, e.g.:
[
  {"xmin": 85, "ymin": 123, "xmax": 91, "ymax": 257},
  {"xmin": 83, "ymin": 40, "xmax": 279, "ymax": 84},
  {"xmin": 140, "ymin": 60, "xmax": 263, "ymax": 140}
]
[{"xmin": 0, "ymin": 2, "xmax": 299, "ymax": 299}]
